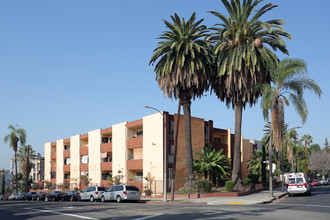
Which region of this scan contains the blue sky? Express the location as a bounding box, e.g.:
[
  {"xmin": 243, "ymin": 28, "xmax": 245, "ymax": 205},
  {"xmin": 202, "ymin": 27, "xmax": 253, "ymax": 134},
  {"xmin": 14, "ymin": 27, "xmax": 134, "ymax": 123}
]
[{"xmin": 0, "ymin": 0, "xmax": 329, "ymax": 170}]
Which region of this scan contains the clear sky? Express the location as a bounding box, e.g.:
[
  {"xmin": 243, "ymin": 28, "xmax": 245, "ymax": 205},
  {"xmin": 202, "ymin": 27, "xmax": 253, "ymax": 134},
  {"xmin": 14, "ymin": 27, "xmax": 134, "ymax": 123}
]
[{"xmin": 1, "ymin": 0, "xmax": 329, "ymax": 170}]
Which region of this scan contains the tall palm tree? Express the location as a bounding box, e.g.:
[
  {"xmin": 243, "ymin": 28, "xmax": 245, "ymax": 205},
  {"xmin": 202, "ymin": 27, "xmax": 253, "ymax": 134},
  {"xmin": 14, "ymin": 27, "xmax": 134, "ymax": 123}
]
[
  {"xmin": 301, "ymin": 134, "xmax": 313, "ymax": 173},
  {"xmin": 17, "ymin": 145, "xmax": 36, "ymax": 192},
  {"xmin": 261, "ymin": 58, "xmax": 322, "ymax": 174},
  {"xmin": 193, "ymin": 146, "xmax": 230, "ymax": 181},
  {"xmin": 150, "ymin": 13, "xmax": 213, "ymax": 182},
  {"xmin": 4, "ymin": 125, "xmax": 26, "ymax": 194},
  {"xmin": 284, "ymin": 128, "xmax": 298, "ymax": 172},
  {"xmin": 208, "ymin": 0, "xmax": 291, "ymax": 185}
]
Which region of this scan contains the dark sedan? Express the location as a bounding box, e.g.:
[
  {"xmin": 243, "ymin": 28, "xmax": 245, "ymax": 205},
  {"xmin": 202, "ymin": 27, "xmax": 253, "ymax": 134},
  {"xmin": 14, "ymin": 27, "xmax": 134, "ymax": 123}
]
[
  {"xmin": 25, "ymin": 192, "xmax": 36, "ymax": 201},
  {"xmin": 45, "ymin": 191, "xmax": 64, "ymax": 201},
  {"xmin": 32, "ymin": 192, "xmax": 47, "ymax": 201},
  {"xmin": 61, "ymin": 190, "xmax": 80, "ymax": 201},
  {"xmin": 17, "ymin": 193, "xmax": 26, "ymax": 200}
]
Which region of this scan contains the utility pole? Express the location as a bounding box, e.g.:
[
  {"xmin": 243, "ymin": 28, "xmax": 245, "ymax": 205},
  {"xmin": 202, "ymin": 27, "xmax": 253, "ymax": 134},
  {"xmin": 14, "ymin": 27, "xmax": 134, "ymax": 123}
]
[
  {"xmin": 269, "ymin": 129, "xmax": 273, "ymax": 197},
  {"xmin": 26, "ymin": 145, "xmax": 31, "ymax": 193}
]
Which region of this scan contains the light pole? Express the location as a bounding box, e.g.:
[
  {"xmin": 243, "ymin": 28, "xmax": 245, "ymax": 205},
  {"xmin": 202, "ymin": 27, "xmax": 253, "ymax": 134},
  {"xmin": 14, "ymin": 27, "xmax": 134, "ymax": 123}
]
[{"xmin": 144, "ymin": 105, "xmax": 167, "ymax": 202}]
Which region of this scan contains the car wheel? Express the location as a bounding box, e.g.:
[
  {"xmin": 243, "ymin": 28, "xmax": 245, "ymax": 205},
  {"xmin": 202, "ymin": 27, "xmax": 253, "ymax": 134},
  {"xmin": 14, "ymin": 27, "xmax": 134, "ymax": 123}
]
[
  {"xmin": 101, "ymin": 196, "xmax": 105, "ymax": 203},
  {"xmin": 116, "ymin": 196, "xmax": 122, "ymax": 203},
  {"xmin": 90, "ymin": 196, "xmax": 94, "ymax": 202}
]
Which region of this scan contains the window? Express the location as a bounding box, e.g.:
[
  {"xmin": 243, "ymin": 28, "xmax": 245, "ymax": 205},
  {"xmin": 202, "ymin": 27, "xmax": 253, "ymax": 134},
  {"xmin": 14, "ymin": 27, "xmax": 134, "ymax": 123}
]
[
  {"xmin": 102, "ymin": 172, "xmax": 112, "ymax": 180},
  {"xmin": 51, "ymin": 172, "xmax": 56, "ymax": 179},
  {"xmin": 296, "ymin": 178, "xmax": 304, "ymax": 184},
  {"xmin": 126, "ymin": 186, "xmax": 139, "ymax": 191},
  {"xmin": 204, "ymin": 126, "xmax": 209, "ymax": 143},
  {"xmin": 136, "ymin": 130, "xmax": 143, "ymax": 137},
  {"xmin": 64, "ymin": 173, "xmax": 70, "ymax": 179},
  {"xmin": 288, "ymin": 178, "xmax": 296, "ymax": 184},
  {"xmin": 136, "ymin": 172, "xmax": 143, "ymax": 181},
  {"xmin": 81, "ymin": 155, "xmax": 89, "ymax": 164},
  {"xmin": 64, "ymin": 145, "xmax": 70, "ymax": 150},
  {"xmin": 169, "ymin": 120, "xmax": 174, "ymax": 140},
  {"xmin": 214, "ymin": 137, "xmax": 221, "ymax": 144},
  {"xmin": 169, "ymin": 144, "xmax": 174, "ymax": 164},
  {"xmin": 64, "ymin": 158, "xmax": 71, "ymax": 165},
  {"xmin": 81, "ymin": 171, "xmax": 88, "ymax": 176}
]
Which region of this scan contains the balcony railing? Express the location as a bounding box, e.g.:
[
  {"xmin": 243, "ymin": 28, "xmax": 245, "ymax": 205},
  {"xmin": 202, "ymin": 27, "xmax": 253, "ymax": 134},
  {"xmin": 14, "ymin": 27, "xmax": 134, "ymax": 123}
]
[
  {"xmin": 101, "ymin": 142, "xmax": 112, "ymax": 152},
  {"xmin": 80, "ymin": 147, "xmax": 88, "ymax": 155},
  {"xmin": 127, "ymin": 159, "xmax": 143, "ymax": 170},
  {"xmin": 63, "ymin": 164, "xmax": 70, "ymax": 172},
  {"xmin": 63, "ymin": 150, "xmax": 70, "ymax": 158},
  {"xmin": 51, "ymin": 152, "xmax": 56, "ymax": 160},
  {"xmin": 127, "ymin": 136, "xmax": 143, "ymax": 149},
  {"xmin": 80, "ymin": 163, "xmax": 88, "ymax": 171},
  {"xmin": 101, "ymin": 162, "xmax": 112, "ymax": 171}
]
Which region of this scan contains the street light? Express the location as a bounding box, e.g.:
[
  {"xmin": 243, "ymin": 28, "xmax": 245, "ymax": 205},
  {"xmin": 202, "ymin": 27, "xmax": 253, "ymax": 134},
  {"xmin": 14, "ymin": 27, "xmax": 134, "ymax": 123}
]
[
  {"xmin": 144, "ymin": 105, "xmax": 167, "ymax": 202},
  {"xmin": 282, "ymin": 126, "xmax": 301, "ymax": 192}
]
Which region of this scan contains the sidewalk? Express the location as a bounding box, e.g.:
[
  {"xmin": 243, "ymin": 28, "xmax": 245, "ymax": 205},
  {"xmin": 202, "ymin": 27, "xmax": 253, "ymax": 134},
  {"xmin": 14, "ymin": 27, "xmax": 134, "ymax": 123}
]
[{"xmin": 144, "ymin": 187, "xmax": 287, "ymax": 205}]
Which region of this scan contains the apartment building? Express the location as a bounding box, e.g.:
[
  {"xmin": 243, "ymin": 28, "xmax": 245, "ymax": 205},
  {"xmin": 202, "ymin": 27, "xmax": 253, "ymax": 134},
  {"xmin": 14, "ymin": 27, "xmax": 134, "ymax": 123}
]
[
  {"xmin": 44, "ymin": 112, "xmax": 255, "ymax": 193},
  {"xmin": 30, "ymin": 154, "xmax": 45, "ymax": 183}
]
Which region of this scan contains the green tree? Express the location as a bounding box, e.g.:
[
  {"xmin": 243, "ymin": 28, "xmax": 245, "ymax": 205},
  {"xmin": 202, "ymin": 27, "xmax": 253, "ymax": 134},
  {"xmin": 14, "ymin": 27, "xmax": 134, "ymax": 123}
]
[
  {"xmin": 4, "ymin": 125, "xmax": 27, "ymax": 194},
  {"xmin": 308, "ymin": 144, "xmax": 320, "ymax": 154},
  {"xmin": 1, "ymin": 169, "xmax": 5, "ymax": 194},
  {"xmin": 193, "ymin": 146, "xmax": 230, "ymax": 182},
  {"xmin": 208, "ymin": 0, "xmax": 291, "ymax": 186},
  {"xmin": 247, "ymin": 150, "xmax": 263, "ymax": 178},
  {"xmin": 261, "ymin": 58, "xmax": 321, "ymax": 174},
  {"xmin": 16, "ymin": 145, "xmax": 36, "ymax": 192},
  {"xmin": 150, "ymin": 13, "xmax": 213, "ymax": 182}
]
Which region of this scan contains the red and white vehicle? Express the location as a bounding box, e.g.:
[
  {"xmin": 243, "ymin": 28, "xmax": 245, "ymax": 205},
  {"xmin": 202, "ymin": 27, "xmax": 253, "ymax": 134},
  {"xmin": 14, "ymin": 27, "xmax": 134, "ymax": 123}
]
[{"xmin": 286, "ymin": 173, "xmax": 311, "ymax": 196}]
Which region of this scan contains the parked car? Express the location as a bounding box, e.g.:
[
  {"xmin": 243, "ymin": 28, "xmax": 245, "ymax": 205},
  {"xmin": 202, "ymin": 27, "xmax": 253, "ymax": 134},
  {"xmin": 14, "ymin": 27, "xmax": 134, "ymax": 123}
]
[
  {"xmin": 79, "ymin": 186, "xmax": 106, "ymax": 202},
  {"xmin": 17, "ymin": 193, "xmax": 27, "ymax": 200},
  {"xmin": 45, "ymin": 191, "xmax": 64, "ymax": 201},
  {"xmin": 101, "ymin": 185, "xmax": 140, "ymax": 203},
  {"xmin": 318, "ymin": 178, "xmax": 326, "ymax": 185},
  {"xmin": 286, "ymin": 173, "xmax": 311, "ymax": 196},
  {"xmin": 61, "ymin": 190, "xmax": 80, "ymax": 202},
  {"xmin": 2, "ymin": 194, "xmax": 10, "ymax": 200},
  {"xmin": 8, "ymin": 194, "xmax": 18, "ymax": 200},
  {"xmin": 32, "ymin": 192, "xmax": 47, "ymax": 201},
  {"xmin": 311, "ymin": 179, "xmax": 319, "ymax": 186},
  {"xmin": 0, "ymin": 195, "xmax": 3, "ymax": 200},
  {"xmin": 325, "ymin": 179, "xmax": 329, "ymax": 185},
  {"xmin": 25, "ymin": 192, "xmax": 36, "ymax": 201}
]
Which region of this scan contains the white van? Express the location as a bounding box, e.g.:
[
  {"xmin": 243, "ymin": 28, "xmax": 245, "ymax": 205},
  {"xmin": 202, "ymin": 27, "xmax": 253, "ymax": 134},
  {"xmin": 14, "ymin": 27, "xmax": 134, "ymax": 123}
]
[{"xmin": 286, "ymin": 173, "xmax": 311, "ymax": 196}]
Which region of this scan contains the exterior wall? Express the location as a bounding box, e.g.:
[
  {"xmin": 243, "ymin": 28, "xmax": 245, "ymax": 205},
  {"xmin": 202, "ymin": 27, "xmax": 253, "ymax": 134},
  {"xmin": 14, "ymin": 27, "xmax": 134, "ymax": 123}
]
[
  {"xmin": 175, "ymin": 115, "xmax": 205, "ymax": 181},
  {"xmin": 241, "ymin": 139, "xmax": 254, "ymax": 179},
  {"xmin": 142, "ymin": 113, "xmax": 164, "ymax": 192},
  {"xmin": 88, "ymin": 129, "xmax": 101, "ymax": 185},
  {"xmin": 56, "ymin": 139, "xmax": 64, "ymax": 186},
  {"xmin": 44, "ymin": 143, "xmax": 51, "ymax": 181},
  {"xmin": 112, "ymin": 122, "xmax": 127, "ymax": 181},
  {"xmin": 70, "ymin": 134, "xmax": 80, "ymax": 188}
]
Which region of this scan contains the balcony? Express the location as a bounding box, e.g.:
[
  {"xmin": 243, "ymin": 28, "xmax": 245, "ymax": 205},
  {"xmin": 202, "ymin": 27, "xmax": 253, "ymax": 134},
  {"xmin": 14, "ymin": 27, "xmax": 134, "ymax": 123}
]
[
  {"xmin": 127, "ymin": 137, "xmax": 143, "ymax": 149},
  {"xmin": 127, "ymin": 159, "xmax": 143, "ymax": 170},
  {"xmin": 63, "ymin": 164, "xmax": 70, "ymax": 172},
  {"xmin": 80, "ymin": 147, "xmax": 88, "ymax": 155},
  {"xmin": 51, "ymin": 178, "xmax": 56, "ymax": 185},
  {"xmin": 51, "ymin": 166, "xmax": 56, "ymax": 172},
  {"xmin": 80, "ymin": 163, "xmax": 88, "ymax": 171},
  {"xmin": 212, "ymin": 143, "xmax": 228, "ymax": 152},
  {"xmin": 63, "ymin": 150, "xmax": 70, "ymax": 158},
  {"xmin": 51, "ymin": 152, "xmax": 56, "ymax": 160},
  {"xmin": 101, "ymin": 142, "xmax": 112, "ymax": 152},
  {"xmin": 101, "ymin": 162, "xmax": 112, "ymax": 171}
]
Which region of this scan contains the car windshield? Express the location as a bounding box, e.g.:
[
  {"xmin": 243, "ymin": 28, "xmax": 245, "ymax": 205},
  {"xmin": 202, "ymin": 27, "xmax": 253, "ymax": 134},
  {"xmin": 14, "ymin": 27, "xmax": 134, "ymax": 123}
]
[
  {"xmin": 288, "ymin": 178, "xmax": 296, "ymax": 184},
  {"xmin": 97, "ymin": 187, "xmax": 106, "ymax": 191}
]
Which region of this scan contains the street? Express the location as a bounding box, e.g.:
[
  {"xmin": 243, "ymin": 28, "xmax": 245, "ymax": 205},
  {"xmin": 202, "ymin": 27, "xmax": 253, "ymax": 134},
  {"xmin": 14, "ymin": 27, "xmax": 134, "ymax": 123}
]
[{"xmin": 0, "ymin": 185, "xmax": 329, "ymax": 219}]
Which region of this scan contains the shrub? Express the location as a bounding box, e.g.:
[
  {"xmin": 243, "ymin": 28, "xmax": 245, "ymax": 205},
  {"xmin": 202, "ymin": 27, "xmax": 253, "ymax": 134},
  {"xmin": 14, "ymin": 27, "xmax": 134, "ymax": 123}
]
[
  {"xmin": 198, "ymin": 178, "xmax": 213, "ymax": 192},
  {"xmin": 225, "ymin": 180, "xmax": 234, "ymax": 192},
  {"xmin": 243, "ymin": 178, "xmax": 252, "ymax": 186},
  {"xmin": 248, "ymin": 174, "xmax": 260, "ymax": 184}
]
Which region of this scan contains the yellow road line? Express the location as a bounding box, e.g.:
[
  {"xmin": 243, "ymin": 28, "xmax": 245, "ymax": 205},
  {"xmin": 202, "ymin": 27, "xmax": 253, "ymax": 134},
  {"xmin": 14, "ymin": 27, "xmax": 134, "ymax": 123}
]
[{"xmin": 227, "ymin": 202, "xmax": 246, "ymax": 205}]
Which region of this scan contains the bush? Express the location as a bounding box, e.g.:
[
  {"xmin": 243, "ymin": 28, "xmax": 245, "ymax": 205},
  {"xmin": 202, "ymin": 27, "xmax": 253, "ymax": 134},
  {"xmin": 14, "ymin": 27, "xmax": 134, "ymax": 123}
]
[
  {"xmin": 198, "ymin": 178, "xmax": 213, "ymax": 192},
  {"xmin": 248, "ymin": 174, "xmax": 260, "ymax": 184},
  {"xmin": 243, "ymin": 178, "xmax": 252, "ymax": 186},
  {"xmin": 225, "ymin": 180, "xmax": 235, "ymax": 192}
]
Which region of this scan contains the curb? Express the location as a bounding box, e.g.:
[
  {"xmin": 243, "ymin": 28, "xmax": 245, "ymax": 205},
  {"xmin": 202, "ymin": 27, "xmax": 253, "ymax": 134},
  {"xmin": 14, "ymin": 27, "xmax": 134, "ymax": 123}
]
[
  {"xmin": 261, "ymin": 192, "xmax": 287, "ymax": 204},
  {"xmin": 146, "ymin": 201, "xmax": 208, "ymax": 205}
]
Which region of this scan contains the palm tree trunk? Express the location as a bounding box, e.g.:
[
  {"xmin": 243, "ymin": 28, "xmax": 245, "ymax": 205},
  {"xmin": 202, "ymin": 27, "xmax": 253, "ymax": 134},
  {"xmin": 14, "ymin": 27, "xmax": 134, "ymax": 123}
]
[
  {"xmin": 15, "ymin": 151, "xmax": 18, "ymax": 194},
  {"xmin": 232, "ymin": 104, "xmax": 242, "ymax": 186},
  {"xmin": 269, "ymin": 128, "xmax": 273, "ymax": 196},
  {"xmin": 182, "ymin": 99, "xmax": 195, "ymax": 184}
]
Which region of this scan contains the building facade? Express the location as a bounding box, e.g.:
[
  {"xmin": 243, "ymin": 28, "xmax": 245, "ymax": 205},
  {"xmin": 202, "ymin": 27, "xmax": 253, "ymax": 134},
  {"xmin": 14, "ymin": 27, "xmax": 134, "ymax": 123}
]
[
  {"xmin": 30, "ymin": 154, "xmax": 45, "ymax": 184},
  {"xmin": 44, "ymin": 112, "xmax": 255, "ymax": 194}
]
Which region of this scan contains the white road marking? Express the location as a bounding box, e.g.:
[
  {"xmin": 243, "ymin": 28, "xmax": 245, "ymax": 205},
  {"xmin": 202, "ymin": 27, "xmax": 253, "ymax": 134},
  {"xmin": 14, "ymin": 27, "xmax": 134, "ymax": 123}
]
[
  {"xmin": 25, "ymin": 208, "xmax": 98, "ymax": 220},
  {"xmin": 133, "ymin": 213, "xmax": 164, "ymax": 220},
  {"xmin": 273, "ymin": 204, "xmax": 330, "ymax": 208}
]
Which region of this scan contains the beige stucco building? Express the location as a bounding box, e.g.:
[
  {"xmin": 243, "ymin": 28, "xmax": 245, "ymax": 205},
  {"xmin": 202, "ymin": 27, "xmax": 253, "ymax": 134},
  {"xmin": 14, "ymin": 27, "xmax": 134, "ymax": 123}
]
[{"xmin": 44, "ymin": 112, "xmax": 256, "ymax": 194}]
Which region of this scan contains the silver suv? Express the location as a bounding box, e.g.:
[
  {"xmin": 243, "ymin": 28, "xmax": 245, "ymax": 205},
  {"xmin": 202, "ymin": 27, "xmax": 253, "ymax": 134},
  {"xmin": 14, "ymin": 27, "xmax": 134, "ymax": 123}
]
[
  {"xmin": 101, "ymin": 185, "xmax": 140, "ymax": 203},
  {"xmin": 79, "ymin": 186, "xmax": 106, "ymax": 202}
]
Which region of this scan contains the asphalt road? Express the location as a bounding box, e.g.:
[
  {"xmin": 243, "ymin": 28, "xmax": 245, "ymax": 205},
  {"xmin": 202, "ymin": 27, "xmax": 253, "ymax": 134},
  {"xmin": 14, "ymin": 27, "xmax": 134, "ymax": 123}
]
[{"xmin": 0, "ymin": 185, "xmax": 329, "ymax": 220}]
